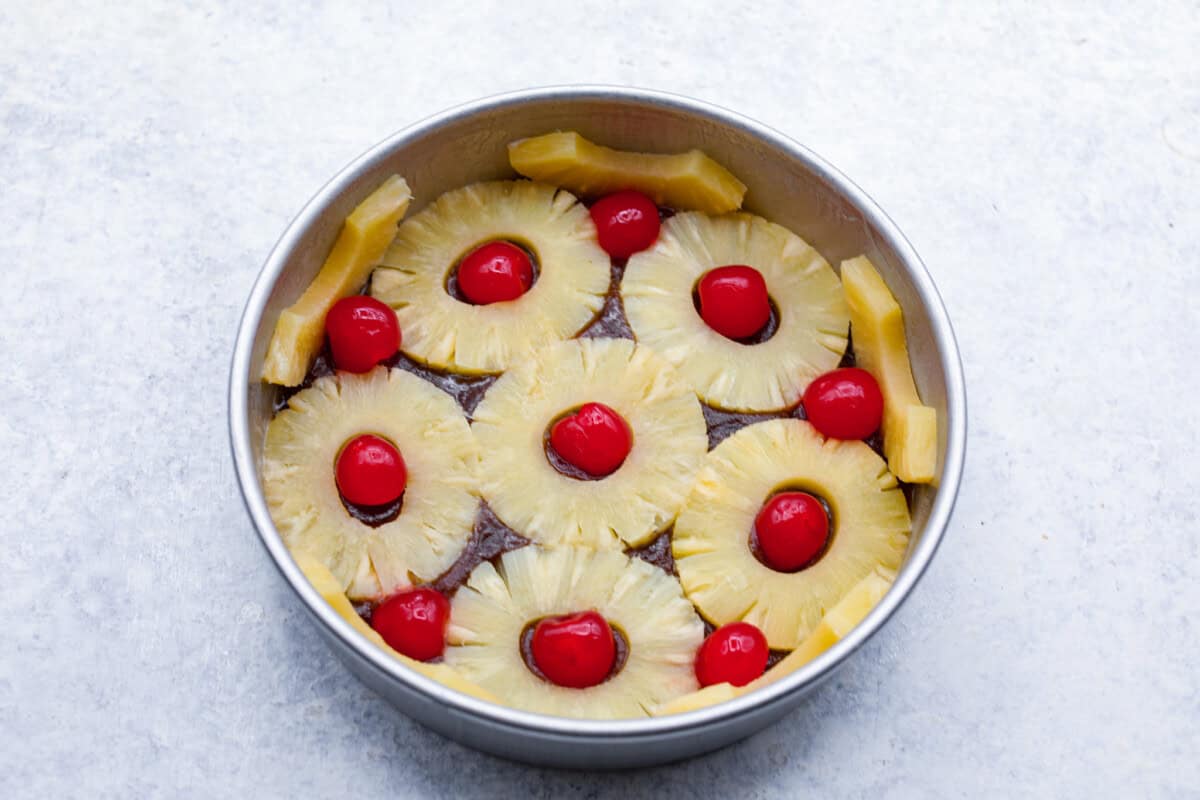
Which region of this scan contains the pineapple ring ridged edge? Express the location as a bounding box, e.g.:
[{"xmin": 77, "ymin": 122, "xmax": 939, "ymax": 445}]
[
  {"xmin": 622, "ymin": 211, "xmax": 850, "ymax": 412},
  {"xmin": 444, "ymin": 546, "xmax": 705, "ymax": 719},
  {"xmin": 262, "ymin": 367, "xmax": 480, "ymax": 598},
  {"xmin": 371, "ymin": 180, "xmax": 611, "ymax": 374},
  {"xmin": 673, "ymin": 418, "xmax": 910, "ymax": 649},
  {"xmin": 471, "ymin": 338, "xmax": 707, "ymax": 550}
]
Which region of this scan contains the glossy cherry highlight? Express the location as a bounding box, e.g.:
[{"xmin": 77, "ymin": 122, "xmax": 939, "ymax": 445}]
[
  {"xmin": 590, "ymin": 190, "xmax": 661, "ymax": 258},
  {"xmin": 456, "ymin": 241, "xmax": 534, "ymax": 305},
  {"xmin": 803, "ymin": 367, "xmax": 884, "ymax": 440},
  {"xmin": 530, "ymin": 610, "xmax": 617, "ymax": 688},
  {"xmin": 695, "ymin": 622, "xmax": 769, "ymax": 687},
  {"xmin": 549, "ymin": 402, "xmax": 633, "ymax": 477},
  {"xmin": 754, "ymin": 491, "xmax": 831, "ymax": 572},
  {"xmin": 697, "ymin": 265, "xmax": 772, "ymax": 340},
  {"xmin": 370, "ymin": 587, "xmax": 450, "ymax": 662},
  {"xmin": 325, "ymin": 295, "xmax": 401, "ymax": 373},
  {"xmin": 335, "ymin": 434, "xmax": 407, "ymax": 507}
]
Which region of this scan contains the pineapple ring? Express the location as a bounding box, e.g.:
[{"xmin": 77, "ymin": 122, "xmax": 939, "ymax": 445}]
[
  {"xmin": 371, "ymin": 180, "xmax": 611, "ymax": 374},
  {"xmin": 622, "ymin": 211, "xmax": 850, "ymax": 412},
  {"xmin": 444, "ymin": 546, "xmax": 705, "ymax": 719},
  {"xmin": 263, "ymin": 367, "xmax": 479, "ymax": 599},
  {"xmin": 471, "ymin": 338, "xmax": 707, "ymax": 550},
  {"xmin": 673, "ymin": 418, "xmax": 910, "ymax": 649}
]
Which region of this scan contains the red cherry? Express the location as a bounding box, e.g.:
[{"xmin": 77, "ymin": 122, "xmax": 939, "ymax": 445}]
[
  {"xmin": 697, "ymin": 265, "xmax": 771, "ymax": 339},
  {"xmin": 370, "ymin": 587, "xmax": 450, "ymax": 662},
  {"xmin": 803, "ymin": 367, "xmax": 884, "ymax": 440},
  {"xmin": 531, "ymin": 611, "xmax": 616, "ymax": 688},
  {"xmin": 754, "ymin": 492, "xmax": 830, "ymax": 572},
  {"xmin": 325, "ymin": 296, "xmax": 401, "ymax": 373},
  {"xmin": 590, "ymin": 190, "xmax": 661, "ymax": 258},
  {"xmin": 335, "ymin": 434, "xmax": 407, "ymax": 507},
  {"xmin": 456, "ymin": 241, "xmax": 534, "ymax": 304},
  {"xmin": 695, "ymin": 622, "xmax": 769, "ymax": 687},
  {"xmin": 549, "ymin": 402, "xmax": 632, "ymax": 477}
]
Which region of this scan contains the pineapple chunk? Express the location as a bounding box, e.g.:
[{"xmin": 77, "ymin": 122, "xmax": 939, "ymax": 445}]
[
  {"xmin": 652, "ymin": 682, "xmax": 739, "ymax": 716},
  {"xmin": 262, "ymin": 175, "xmax": 412, "ymax": 386},
  {"xmin": 292, "ymin": 552, "xmax": 497, "ymax": 703},
  {"xmin": 841, "ymin": 256, "xmax": 938, "ymax": 483},
  {"xmin": 748, "ymin": 567, "xmax": 895, "ymax": 691},
  {"xmin": 654, "ymin": 566, "xmax": 896, "ymax": 714},
  {"xmin": 508, "ymin": 131, "xmax": 746, "ymax": 214}
]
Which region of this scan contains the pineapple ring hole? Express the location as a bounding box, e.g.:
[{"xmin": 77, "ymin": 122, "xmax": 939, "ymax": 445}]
[
  {"xmin": 747, "ymin": 486, "xmax": 835, "ymax": 573},
  {"xmin": 541, "ymin": 406, "xmax": 634, "ymax": 481},
  {"xmin": 444, "ymin": 238, "xmax": 541, "ymax": 303},
  {"xmin": 518, "ymin": 615, "xmax": 630, "ymax": 685},
  {"xmin": 690, "ymin": 278, "xmax": 781, "ymax": 345},
  {"xmin": 333, "ymin": 435, "xmax": 406, "ymax": 527}
]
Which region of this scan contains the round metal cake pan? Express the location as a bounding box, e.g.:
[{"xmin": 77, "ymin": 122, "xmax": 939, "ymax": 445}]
[{"xmin": 229, "ymin": 86, "xmax": 966, "ymax": 769}]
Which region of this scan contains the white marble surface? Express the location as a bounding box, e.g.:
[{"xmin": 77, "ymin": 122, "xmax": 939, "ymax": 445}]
[{"xmin": 2, "ymin": 2, "xmax": 1198, "ymax": 797}]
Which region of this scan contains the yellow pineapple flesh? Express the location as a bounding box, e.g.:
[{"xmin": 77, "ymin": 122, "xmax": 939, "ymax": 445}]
[
  {"xmin": 372, "ymin": 181, "xmax": 609, "ymax": 374},
  {"xmin": 653, "ymin": 567, "xmax": 895, "ymax": 715},
  {"xmin": 293, "ymin": 552, "xmax": 497, "ymax": 702},
  {"xmin": 444, "ymin": 546, "xmax": 705, "ymax": 719},
  {"xmin": 673, "ymin": 419, "xmax": 909, "ymax": 649},
  {"xmin": 263, "ymin": 367, "xmax": 479, "ymax": 598},
  {"xmin": 841, "ymin": 256, "xmax": 938, "ymax": 483},
  {"xmin": 652, "ymin": 682, "xmax": 740, "ymax": 716},
  {"xmin": 471, "ymin": 338, "xmax": 707, "ymax": 549},
  {"xmin": 623, "ymin": 211, "xmax": 849, "ymax": 411},
  {"xmin": 508, "ymin": 131, "xmax": 746, "ymax": 214},
  {"xmin": 747, "ymin": 566, "xmax": 895, "ymax": 690},
  {"xmin": 262, "ymin": 175, "xmax": 412, "ymax": 386}
]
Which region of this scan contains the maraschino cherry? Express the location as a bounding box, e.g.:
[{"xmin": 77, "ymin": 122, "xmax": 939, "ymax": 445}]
[
  {"xmin": 549, "ymin": 403, "xmax": 633, "ymax": 477},
  {"xmin": 531, "ymin": 610, "xmax": 616, "ymax": 688},
  {"xmin": 590, "ymin": 190, "xmax": 661, "ymax": 258},
  {"xmin": 695, "ymin": 622, "xmax": 769, "ymax": 687},
  {"xmin": 371, "ymin": 587, "xmax": 450, "ymax": 662},
  {"xmin": 754, "ymin": 492, "xmax": 830, "ymax": 572},
  {"xmin": 697, "ymin": 265, "xmax": 771, "ymax": 339},
  {"xmin": 456, "ymin": 241, "xmax": 534, "ymax": 304},
  {"xmin": 325, "ymin": 295, "xmax": 401, "ymax": 372},
  {"xmin": 336, "ymin": 434, "xmax": 407, "ymax": 507},
  {"xmin": 803, "ymin": 367, "xmax": 884, "ymax": 440}
]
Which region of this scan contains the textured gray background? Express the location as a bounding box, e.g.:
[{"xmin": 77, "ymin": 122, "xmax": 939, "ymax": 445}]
[{"xmin": 2, "ymin": 1, "xmax": 1198, "ymax": 797}]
